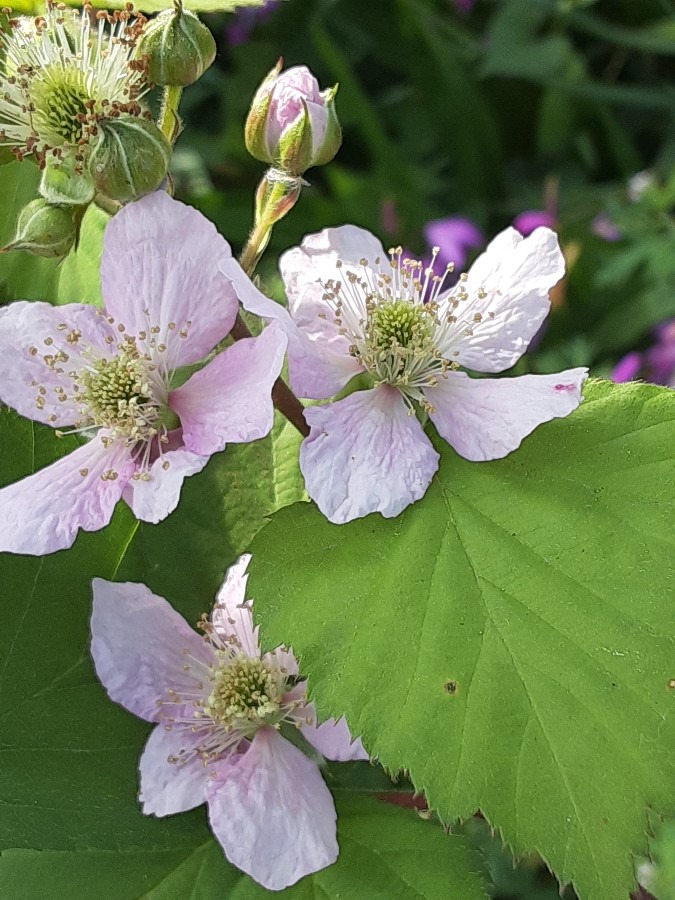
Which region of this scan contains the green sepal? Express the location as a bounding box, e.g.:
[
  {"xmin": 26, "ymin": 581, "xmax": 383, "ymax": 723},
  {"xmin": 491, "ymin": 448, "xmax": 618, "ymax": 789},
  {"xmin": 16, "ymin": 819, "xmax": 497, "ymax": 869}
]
[
  {"xmin": 278, "ymin": 98, "xmax": 315, "ymax": 176},
  {"xmin": 2, "ymin": 198, "xmax": 78, "ymax": 260},
  {"xmin": 39, "ymin": 152, "xmax": 96, "ymax": 206},
  {"xmin": 312, "ymin": 86, "xmax": 342, "ymax": 167},
  {"xmin": 244, "ymin": 59, "xmax": 282, "ymax": 164}
]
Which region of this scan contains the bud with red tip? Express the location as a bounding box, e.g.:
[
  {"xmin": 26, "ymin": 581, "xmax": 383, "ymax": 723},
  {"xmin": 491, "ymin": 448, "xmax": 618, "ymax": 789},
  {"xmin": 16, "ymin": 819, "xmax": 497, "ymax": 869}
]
[{"xmin": 245, "ymin": 61, "xmax": 341, "ymax": 177}]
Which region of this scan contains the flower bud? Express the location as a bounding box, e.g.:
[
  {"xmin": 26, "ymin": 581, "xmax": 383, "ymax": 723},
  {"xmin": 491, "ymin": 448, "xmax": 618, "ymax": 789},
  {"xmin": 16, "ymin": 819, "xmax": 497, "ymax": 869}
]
[
  {"xmin": 137, "ymin": 7, "xmax": 216, "ymax": 87},
  {"xmin": 89, "ymin": 116, "xmax": 171, "ymax": 204},
  {"xmin": 245, "ymin": 62, "xmax": 341, "ymax": 177},
  {"xmin": 2, "ymin": 198, "xmax": 78, "ymax": 259}
]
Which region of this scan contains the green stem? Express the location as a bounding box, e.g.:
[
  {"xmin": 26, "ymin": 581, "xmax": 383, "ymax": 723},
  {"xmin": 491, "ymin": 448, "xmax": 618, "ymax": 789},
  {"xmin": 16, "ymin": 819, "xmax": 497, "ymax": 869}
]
[
  {"xmin": 231, "ymin": 169, "xmax": 309, "ymax": 436},
  {"xmin": 158, "ymin": 85, "xmax": 183, "ymax": 145}
]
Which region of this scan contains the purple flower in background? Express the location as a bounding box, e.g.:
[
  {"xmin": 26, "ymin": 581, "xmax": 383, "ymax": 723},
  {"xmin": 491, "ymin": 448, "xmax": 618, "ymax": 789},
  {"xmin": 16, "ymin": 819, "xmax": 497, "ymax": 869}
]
[
  {"xmin": 453, "ymin": 0, "xmax": 476, "ymax": 13},
  {"xmin": 423, "ymin": 216, "xmax": 483, "ymax": 273},
  {"xmin": 612, "ymin": 320, "xmax": 675, "ymax": 387},
  {"xmin": 226, "ymin": 1, "xmax": 279, "ymax": 45},
  {"xmin": 91, "ymin": 555, "xmax": 367, "ymax": 891},
  {"xmin": 0, "ymin": 192, "xmax": 286, "ymax": 555},
  {"xmin": 513, "ymin": 210, "xmax": 555, "ymax": 237},
  {"xmin": 222, "ymin": 224, "xmax": 587, "ymax": 524},
  {"xmin": 591, "ymin": 213, "xmax": 622, "ymax": 242}
]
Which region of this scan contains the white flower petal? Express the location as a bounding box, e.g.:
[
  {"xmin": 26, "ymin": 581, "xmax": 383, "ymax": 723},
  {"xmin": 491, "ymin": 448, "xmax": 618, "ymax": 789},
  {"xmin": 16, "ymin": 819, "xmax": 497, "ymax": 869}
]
[
  {"xmin": 437, "ymin": 226, "xmax": 565, "ymax": 373},
  {"xmin": 206, "ymin": 728, "xmax": 338, "ymax": 891},
  {"xmin": 90, "ymin": 579, "xmax": 213, "ymax": 722},
  {"xmin": 300, "ymin": 386, "xmax": 439, "ymax": 523},
  {"xmin": 427, "ymin": 368, "xmax": 588, "ymax": 461}
]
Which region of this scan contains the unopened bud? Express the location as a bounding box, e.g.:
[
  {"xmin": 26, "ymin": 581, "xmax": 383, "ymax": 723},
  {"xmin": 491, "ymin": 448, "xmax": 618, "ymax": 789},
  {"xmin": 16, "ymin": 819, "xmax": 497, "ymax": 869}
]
[
  {"xmin": 3, "ymin": 199, "xmax": 78, "ymax": 259},
  {"xmin": 138, "ymin": 7, "xmax": 216, "ymax": 87},
  {"xmin": 89, "ymin": 116, "xmax": 171, "ymax": 204},
  {"xmin": 245, "ymin": 63, "xmax": 341, "ymax": 177}
]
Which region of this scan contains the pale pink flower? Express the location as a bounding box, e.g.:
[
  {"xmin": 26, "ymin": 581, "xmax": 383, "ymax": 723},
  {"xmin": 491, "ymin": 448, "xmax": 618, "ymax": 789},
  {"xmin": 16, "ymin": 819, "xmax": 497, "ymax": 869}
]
[
  {"xmin": 221, "ymin": 225, "xmax": 588, "ymax": 524},
  {"xmin": 0, "ymin": 192, "xmax": 286, "ymax": 554},
  {"xmin": 90, "ymin": 555, "xmax": 367, "ymax": 891}
]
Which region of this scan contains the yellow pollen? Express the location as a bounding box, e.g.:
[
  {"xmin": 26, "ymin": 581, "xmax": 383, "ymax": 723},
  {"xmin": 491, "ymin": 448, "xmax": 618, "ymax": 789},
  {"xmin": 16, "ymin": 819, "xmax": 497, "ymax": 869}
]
[{"xmin": 204, "ymin": 656, "xmax": 283, "ymax": 735}]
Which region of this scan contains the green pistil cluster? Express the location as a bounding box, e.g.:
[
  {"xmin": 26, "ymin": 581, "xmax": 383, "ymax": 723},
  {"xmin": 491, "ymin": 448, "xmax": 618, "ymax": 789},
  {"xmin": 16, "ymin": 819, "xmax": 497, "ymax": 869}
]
[
  {"xmin": 31, "ymin": 70, "xmax": 93, "ymax": 146},
  {"xmin": 361, "ymin": 296, "xmax": 439, "ymax": 389},
  {"xmin": 204, "ymin": 655, "xmax": 285, "ymax": 735},
  {"xmin": 80, "ymin": 350, "xmax": 155, "ymax": 436},
  {"xmin": 370, "ymin": 298, "xmax": 433, "ymax": 353}
]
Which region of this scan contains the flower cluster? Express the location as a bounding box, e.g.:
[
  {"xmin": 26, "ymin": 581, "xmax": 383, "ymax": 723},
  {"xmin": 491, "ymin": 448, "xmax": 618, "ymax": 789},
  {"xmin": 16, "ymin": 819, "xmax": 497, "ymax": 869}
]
[{"xmin": 0, "ymin": 33, "xmax": 594, "ymax": 890}]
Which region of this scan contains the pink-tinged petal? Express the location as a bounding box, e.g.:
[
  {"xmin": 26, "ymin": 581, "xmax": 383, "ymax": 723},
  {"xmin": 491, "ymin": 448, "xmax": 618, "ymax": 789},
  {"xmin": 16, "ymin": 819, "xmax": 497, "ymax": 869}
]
[
  {"xmin": 0, "ymin": 436, "xmax": 134, "ymax": 555},
  {"xmin": 297, "ymin": 708, "xmax": 369, "ymax": 762},
  {"xmin": 122, "ymin": 447, "xmax": 208, "ymax": 524},
  {"xmin": 265, "ymin": 646, "xmax": 300, "ymax": 679},
  {"xmin": 138, "ymin": 724, "xmax": 211, "ymax": 816},
  {"xmin": 439, "ymin": 227, "xmax": 565, "ymax": 373},
  {"xmin": 206, "ymin": 728, "xmax": 338, "ymax": 891},
  {"xmin": 91, "ymin": 578, "xmax": 213, "ymax": 722},
  {"xmin": 0, "ymin": 300, "xmax": 115, "ymax": 426},
  {"xmin": 281, "ymin": 225, "xmax": 386, "ymax": 311},
  {"xmin": 171, "ymin": 323, "xmax": 287, "ymax": 455},
  {"xmin": 100, "ymin": 192, "xmax": 238, "ymax": 367},
  {"xmin": 220, "ymin": 257, "xmax": 361, "ymax": 399},
  {"xmin": 300, "ymin": 386, "xmax": 439, "ymax": 523},
  {"xmin": 427, "ymin": 368, "xmax": 588, "ymax": 462},
  {"xmin": 211, "ymin": 554, "xmax": 260, "ymax": 658}
]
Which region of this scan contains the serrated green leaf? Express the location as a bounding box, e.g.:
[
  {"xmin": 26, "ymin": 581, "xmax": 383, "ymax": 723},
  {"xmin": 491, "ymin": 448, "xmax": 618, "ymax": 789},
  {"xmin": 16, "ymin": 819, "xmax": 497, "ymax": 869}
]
[
  {"xmin": 0, "ymin": 796, "xmax": 488, "ymax": 899},
  {"xmin": 248, "ymin": 379, "xmax": 675, "ymax": 900}
]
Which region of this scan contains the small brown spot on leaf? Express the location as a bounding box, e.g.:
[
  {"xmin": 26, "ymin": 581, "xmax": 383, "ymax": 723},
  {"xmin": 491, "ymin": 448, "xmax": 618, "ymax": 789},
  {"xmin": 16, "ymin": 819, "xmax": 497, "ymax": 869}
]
[{"xmin": 443, "ymin": 680, "xmax": 458, "ymax": 695}]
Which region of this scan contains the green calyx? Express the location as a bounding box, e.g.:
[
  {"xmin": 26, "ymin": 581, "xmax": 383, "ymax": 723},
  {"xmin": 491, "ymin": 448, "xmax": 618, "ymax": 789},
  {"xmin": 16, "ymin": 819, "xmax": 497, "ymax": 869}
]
[
  {"xmin": 89, "ymin": 116, "xmax": 171, "ymax": 204},
  {"xmin": 137, "ymin": 8, "xmax": 216, "ymax": 88},
  {"xmin": 3, "ymin": 198, "xmax": 79, "ymax": 260}
]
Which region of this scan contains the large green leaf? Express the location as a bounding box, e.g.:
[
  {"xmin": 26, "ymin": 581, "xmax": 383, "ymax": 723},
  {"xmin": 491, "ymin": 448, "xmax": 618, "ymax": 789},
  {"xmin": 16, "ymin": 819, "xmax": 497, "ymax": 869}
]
[
  {"xmin": 248, "ymin": 379, "xmax": 675, "ymax": 900},
  {"xmin": 0, "ymin": 796, "xmax": 487, "ymax": 899}
]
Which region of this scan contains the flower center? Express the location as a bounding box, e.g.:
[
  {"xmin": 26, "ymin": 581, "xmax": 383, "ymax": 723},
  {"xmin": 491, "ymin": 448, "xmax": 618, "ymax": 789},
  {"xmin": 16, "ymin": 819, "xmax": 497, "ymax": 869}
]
[
  {"xmin": 204, "ymin": 656, "xmax": 286, "ymax": 736},
  {"xmin": 30, "ymin": 69, "xmax": 92, "ymax": 145},
  {"xmin": 369, "ymin": 298, "xmax": 434, "ymax": 354},
  {"xmin": 78, "ymin": 346, "xmax": 163, "ymax": 442}
]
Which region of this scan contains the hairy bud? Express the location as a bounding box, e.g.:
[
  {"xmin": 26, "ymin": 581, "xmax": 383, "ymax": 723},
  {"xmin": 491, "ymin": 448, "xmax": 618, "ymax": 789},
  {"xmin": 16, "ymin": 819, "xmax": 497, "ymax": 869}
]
[
  {"xmin": 137, "ymin": 7, "xmax": 216, "ymax": 87},
  {"xmin": 89, "ymin": 116, "xmax": 171, "ymax": 204},
  {"xmin": 3, "ymin": 198, "xmax": 78, "ymax": 259},
  {"xmin": 245, "ymin": 62, "xmax": 341, "ymax": 177}
]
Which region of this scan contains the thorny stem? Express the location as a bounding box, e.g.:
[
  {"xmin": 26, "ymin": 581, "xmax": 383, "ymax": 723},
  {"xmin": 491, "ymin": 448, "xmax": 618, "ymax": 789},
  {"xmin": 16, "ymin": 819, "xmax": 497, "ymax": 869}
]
[{"xmin": 230, "ymin": 315, "xmax": 309, "ymax": 437}]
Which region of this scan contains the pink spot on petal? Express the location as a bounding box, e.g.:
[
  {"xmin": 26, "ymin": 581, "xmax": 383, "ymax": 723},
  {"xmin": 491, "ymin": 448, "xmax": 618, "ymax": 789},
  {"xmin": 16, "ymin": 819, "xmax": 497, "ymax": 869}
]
[{"xmin": 555, "ymin": 383, "xmax": 576, "ymax": 392}]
